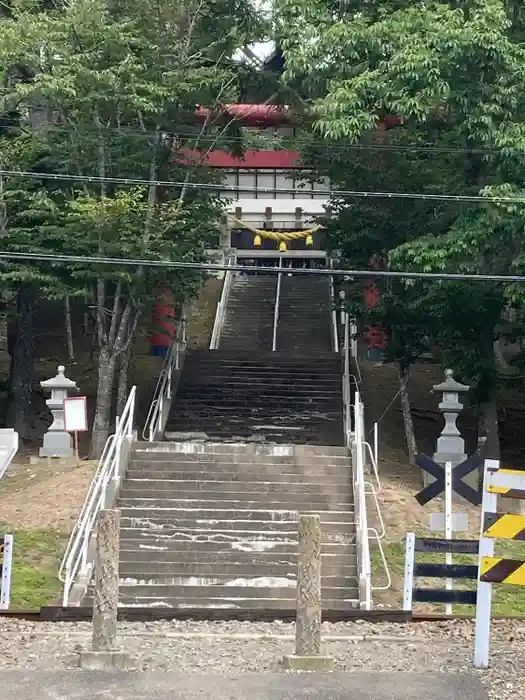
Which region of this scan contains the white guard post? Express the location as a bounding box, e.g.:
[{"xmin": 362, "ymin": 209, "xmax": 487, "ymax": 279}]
[
  {"xmin": 474, "ymin": 459, "xmax": 525, "ymax": 668},
  {"xmin": 403, "ymin": 532, "xmax": 416, "ymax": 611},
  {"xmin": 444, "ymin": 462, "xmax": 453, "ymax": 615},
  {"xmin": 0, "ymin": 534, "xmax": 14, "ymax": 609}
]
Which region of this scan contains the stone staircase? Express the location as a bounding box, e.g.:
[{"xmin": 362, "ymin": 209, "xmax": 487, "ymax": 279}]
[
  {"xmin": 165, "ymin": 351, "xmax": 344, "ymax": 445},
  {"xmin": 110, "ymin": 441, "xmax": 358, "ymax": 610},
  {"xmin": 219, "ymin": 275, "xmax": 277, "ymax": 352},
  {"xmin": 81, "ymin": 272, "xmax": 360, "ymax": 610},
  {"xmin": 277, "ymin": 275, "xmax": 334, "ymax": 354}
]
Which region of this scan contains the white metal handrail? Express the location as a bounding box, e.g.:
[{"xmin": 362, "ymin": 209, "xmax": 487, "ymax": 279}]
[
  {"xmin": 341, "ymin": 306, "xmax": 390, "ymax": 608},
  {"xmin": 59, "ymin": 386, "xmax": 136, "ymax": 606},
  {"xmin": 354, "ymin": 391, "xmax": 392, "ymax": 599},
  {"xmin": 271, "ymin": 257, "xmax": 283, "ymax": 351},
  {"xmin": 329, "ymin": 265, "xmax": 338, "ymax": 352},
  {"xmin": 0, "ymin": 429, "xmax": 18, "ymax": 481},
  {"xmin": 143, "ymin": 319, "xmax": 187, "ymax": 442},
  {"xmin": 210, "ymin": 251, "xmax": 236, "ymax": 350},
  {"xmin": 353, "ymin": 391, "xmax": 372, "ymax": 609}
]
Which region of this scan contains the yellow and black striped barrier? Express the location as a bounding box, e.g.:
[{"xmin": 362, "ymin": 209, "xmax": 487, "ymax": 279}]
[
  {"xmin": 475, "ymin": 460, "xmax": 525, "ymax": 668},
  {"xmin": 482, "ymin": 512, "xmax": 525, "ymax": 540},
  {"xmin": 480, "ymin": 557, "xmax": 525, "ymax": 585},
  {"xmin": 486, "ymin": 467, "xmax": 525, "ymax": 499}
]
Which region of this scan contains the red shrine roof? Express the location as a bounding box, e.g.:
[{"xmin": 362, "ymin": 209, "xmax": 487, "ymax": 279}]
[{"xmin": 181, "ymin": 105, "xmax": 401, "ymax": 169}]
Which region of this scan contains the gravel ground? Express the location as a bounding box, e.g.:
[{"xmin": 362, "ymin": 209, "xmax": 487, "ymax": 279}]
[{"xmin": 0, "ymin": 618, "xmax": 524, "ymax": 699}]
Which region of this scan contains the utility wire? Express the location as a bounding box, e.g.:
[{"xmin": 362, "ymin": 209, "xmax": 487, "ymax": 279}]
[
  {"xmin": 0, "ymin": 250, "xmax": 523, "ymax": 283},
  {"xmin": 1, "ymin": 116, "xmax": 522, "ymax": 157},
  {"xmin": 0, "ymin": 168, "xmax": 522, "ymax": 204}
]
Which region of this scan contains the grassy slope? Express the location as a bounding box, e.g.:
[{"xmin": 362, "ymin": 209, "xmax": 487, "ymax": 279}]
[
  {"xmin": 0, "ymin": 279, "xmax": 222, "ymax": 609},
  {"xmin": 1, "ymin": 524, "xmax": 64, "ymax": 608}
]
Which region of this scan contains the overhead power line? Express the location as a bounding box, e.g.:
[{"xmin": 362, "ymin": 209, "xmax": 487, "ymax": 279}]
[
  {"xmin": 0, "ymin": 250, "xmax": 522, "ymax": 283},
  {"xmin": 0, "ymin": 168, "xmax": 523, "ymax": 204},
  {"xmin": 1, "ymin": 114, "xmax": 523, "ymax": 157}
]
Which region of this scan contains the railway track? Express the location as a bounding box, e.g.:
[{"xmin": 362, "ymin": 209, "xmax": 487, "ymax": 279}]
[{"xmin": 0, "ymin": 607, "xmax": 523, "ymax": 623}]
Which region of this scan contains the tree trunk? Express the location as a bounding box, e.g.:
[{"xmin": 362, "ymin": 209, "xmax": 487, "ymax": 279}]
[
  {"xmin": 116, "ymin": 340, "xmax": 133, "ymax": 419},
  {"xmin": 477, "ymin": 393, "xmax": 500, "ymax": 491},
  {"xmin": 65, "ymin": 296, "xmax": 75, "ymax": 361},
  {"xmin": 6, "ymin": 286, "xmax": 36, "ymax": 440},
  {"xmin": 89, "ymin": 293, "xmax": 135, "ymax": 459},
  {"xmin": 89, "ymin": 347, "xmax": 117, "ymax": 460},
  {"xmin": 396, "ymin": 362, "xmax": 418, "ymax": 467},
  {"xmin": 479, "ymin": 399, "xmax": 500, "ymax": 460}
]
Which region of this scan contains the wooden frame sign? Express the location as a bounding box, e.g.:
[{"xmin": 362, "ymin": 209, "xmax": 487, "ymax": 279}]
[{"xmin": 64, "ymin": 396, "xmax": 88, "ymax": 433}]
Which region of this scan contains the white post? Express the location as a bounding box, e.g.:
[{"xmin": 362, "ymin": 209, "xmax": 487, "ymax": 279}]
[
  {"xmin": 444, "ymin": 462, "xmax": 453, "ymax": 616},
  {"xmin": 474, "ymin": 459, "xmax": 498, "ymax": 669},
  {"xmin": 0, "ymin": 534, "xmax": 13, "ymax": 610},
  {"xmin": 373, "ymin": 423, "xmax": 379, "ymax": 467},
  {"xmin": 403, "ymin": 532, "xmax": 415, "ymax": 611}
]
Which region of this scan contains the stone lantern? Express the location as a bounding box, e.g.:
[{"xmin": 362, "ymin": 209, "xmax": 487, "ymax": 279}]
[
  {"xmin": 39, "ymin": 365, "xmax": 78, "ymax": 458},
  {"xmin": 432, "ymin": 368, "xmax": 470, "ymax": 468}
]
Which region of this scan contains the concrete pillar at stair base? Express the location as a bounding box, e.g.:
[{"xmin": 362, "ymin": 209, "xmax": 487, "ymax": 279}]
[
  {"xmin": 280, "ymin": 514, "xmax": 333, "ymax": 671},
  {"xmin": 78, "ymin": 509, "xmax": 132, "ymax": 670}
]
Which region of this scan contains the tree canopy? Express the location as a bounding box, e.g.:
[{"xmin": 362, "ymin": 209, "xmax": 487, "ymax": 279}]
[
  {"xmin": 278, "ymin": 0, "xmax": 525, "ymax": 459},
  {"xmin": 0, "ymin": 0, "xmax": 266, "ymax": 455}
]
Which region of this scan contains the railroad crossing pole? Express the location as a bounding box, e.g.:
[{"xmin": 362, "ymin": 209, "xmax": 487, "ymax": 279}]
[
  {"xmin": 79, "ymin": 509, "xmax": 131, "ymax": 669},
  {"xmin": 444, "ymin": 462, "xmax": 453, "ymax": 615},
  {"xmin": 281, "ymin": 514, "xmax": 333, "ymax": 671},
  {"xmin": 432, "ymin": 370, "xmax": 470, "ymax": 616}
]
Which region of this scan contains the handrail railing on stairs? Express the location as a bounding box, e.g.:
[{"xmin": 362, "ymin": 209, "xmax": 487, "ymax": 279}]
[
  {"xmin": 210, "ymin": 251, "xmax": 237, "ymax": 350},
  {"xmin": 329, "ymin": 259, "xmax": 339, "ymax": 353},
  {"xmin": 341, "ymin": 309, "xmax": 391, "ymax": 608},
  {"xmin": 142, "ymin": 318, "xmax": 187, "ymax": 442},
  {"xmin": 59, "ymin": 386, "xmax": 136, "ymax": 606},
  {"xmin": 271, "ymin": 257, "xmax": 283, "ymax": 352}
]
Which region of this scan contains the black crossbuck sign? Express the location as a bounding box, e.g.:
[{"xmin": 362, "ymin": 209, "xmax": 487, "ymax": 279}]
[{"xmin": 414, "ymin": 453, "xmax": 482, "ymax": 507}]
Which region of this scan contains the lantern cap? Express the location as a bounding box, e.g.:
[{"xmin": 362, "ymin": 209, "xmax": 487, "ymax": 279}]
[{"xmin": 432, "ymin": 368, "xmax": 470, "ymax": 394}]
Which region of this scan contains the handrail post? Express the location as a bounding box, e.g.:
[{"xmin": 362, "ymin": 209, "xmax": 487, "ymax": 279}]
[
  {"xmin": 210, "ymin": 252, "xmax": 234, "ymax": 350},
  {"xmin": 329, "ymin": 262, "xmax": 338, "ymax": 353},
  {"xmin": 272, "ymin": 257, "xmax": 283, "ymax": 352},
  {"xmin": 59, "ymin": 387, "xmax": 137, "ymax": 606}
]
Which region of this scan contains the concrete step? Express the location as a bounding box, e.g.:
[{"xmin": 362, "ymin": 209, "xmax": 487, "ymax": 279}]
[
  {"xmin": 181, "ymin": 364, "xmax": 341, "ymax": 375},
  {"xmin": 118, "ymin": 562, "xmax": 357, "ymax": 579},
  {"xmin": 118, "ymin": 539, "xmax": 356, "ymax": 554},
  {"xmin": 115, "ymin": 583, "xmax": 356, "ymax": 600},
  {"xmin": 118, "ymin": 575, "xmax": 357, "ymax": 590},
  {"xmin": 118, "ymin": 548, "xmax": 357, "ymax": 564},
  {"xmin": 120, "ymin": 518, "xmax": 355, "ymax": 535},
  {"xmin": 118, "ymin": 490, "xmax": 353, "ymax": 506},
  {"xmin": 117, "ymin": 507, "xmax": 354, "ymax": 522},
  {"xmin": 131, "ymin": 452, "xmax": 347, "ymax": 464},
  {"xmin": 129, "ymin": 451, "xmax": 349, "ymax": 463},
  {"xmin": 182, "ymin": 354, "xmax": 340, "ymax": 367},
  {"xmin": 171, "ymin": 399, "xmax": 343, "ymax": 410},
  {"xmin": 120, "ymin": 479, "xmax": 352, "ymax": 496},
  {"xmin": 86, "ymin": 596, "xmax": 360, "ymax": 610},
  {"xmin": 126, "ymin": 462, "xmax": 350, "ymax": 475},
  {"xmin": 117, "ymin": 498, "xmax": 353, "ymax": 512},
  {"xmin": 162, "ymin": 431, "xmax": 345, "ymax": 448},
  {"xmin": 176, "ymin": 383, "xmax": 342, "ymax": 394},
  {"xmin": 124, "ymin": 469, "xmax": 352, "ymax": 483},
  {"xmin": 175, "ymin": 383, "xmax": 341, "ymax": 393},
  {"xmin": 133, "ymin": 443, "xmax": 349, "ymax": 456},
  {"xmin": 119, "ymin": 527, "xmax": 355, "ymax": 545}
]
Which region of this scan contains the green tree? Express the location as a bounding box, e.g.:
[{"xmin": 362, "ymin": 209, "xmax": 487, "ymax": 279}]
[
  {"xmin": 0, "ymin": 0, "xmax": 265, "ymax": 456},
  {"xmin": 279, "ymin": 0, "xmax": 525, "ymax": 460}
]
